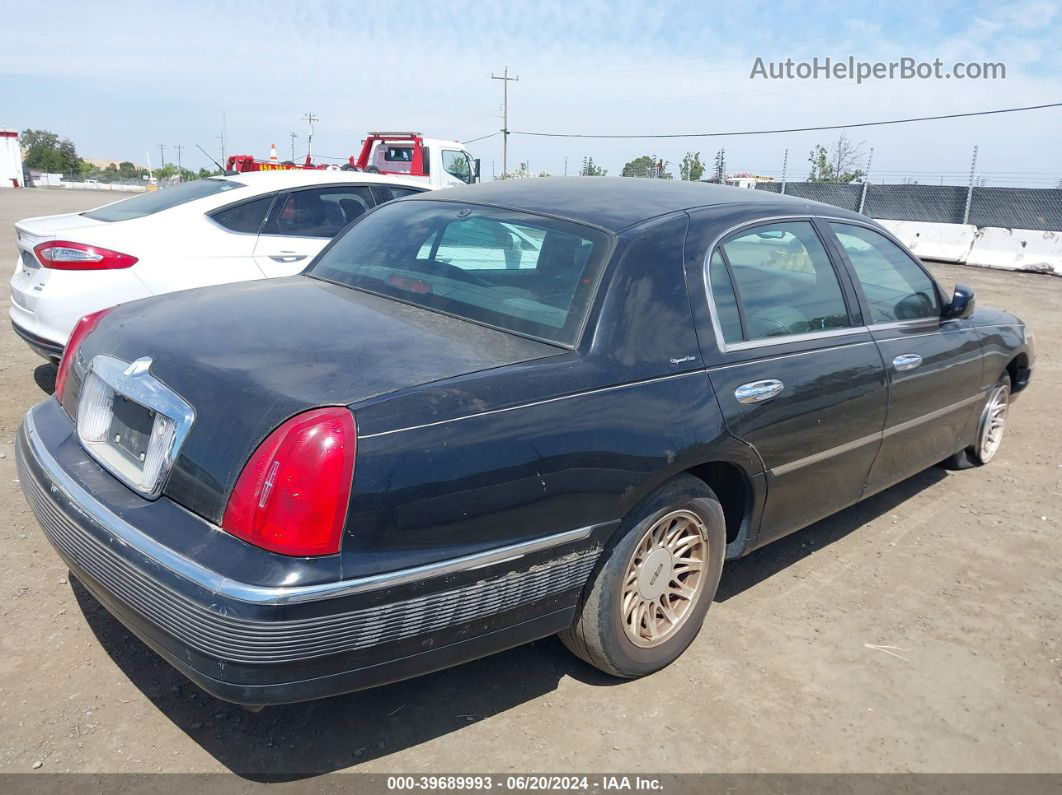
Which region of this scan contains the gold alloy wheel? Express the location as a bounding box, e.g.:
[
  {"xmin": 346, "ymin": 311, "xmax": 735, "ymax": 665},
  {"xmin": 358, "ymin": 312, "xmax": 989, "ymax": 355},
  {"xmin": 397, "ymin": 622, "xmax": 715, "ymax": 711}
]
[
  {"xmin": 621, "ymin": 509, "xmax": 709, "ymax": 648},
  {"xmin": 979, "ymin": 382, "xmax": 1010, "ymax": 462}
]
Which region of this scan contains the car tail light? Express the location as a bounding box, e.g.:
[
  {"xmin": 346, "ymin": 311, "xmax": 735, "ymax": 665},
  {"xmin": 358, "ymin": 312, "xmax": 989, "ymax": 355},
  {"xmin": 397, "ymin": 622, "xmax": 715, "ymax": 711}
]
[
  {"xmin": 55, "ymin": 306, "xmax": 113, "ymax": 402},
  {"xmin": 34, "ymin": 240, "xmax": 138, "ymax": 270},
  {"xmin": 221, "ymin": 407, "xmax": 357, "ymax": 556}
]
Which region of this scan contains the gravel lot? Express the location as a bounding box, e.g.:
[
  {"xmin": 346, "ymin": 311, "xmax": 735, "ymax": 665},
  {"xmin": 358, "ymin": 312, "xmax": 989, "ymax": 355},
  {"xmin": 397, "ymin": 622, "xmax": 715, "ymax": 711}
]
[{"xmin": 0, "ymin": 188, "xmax": 1059, "ymax": 778}]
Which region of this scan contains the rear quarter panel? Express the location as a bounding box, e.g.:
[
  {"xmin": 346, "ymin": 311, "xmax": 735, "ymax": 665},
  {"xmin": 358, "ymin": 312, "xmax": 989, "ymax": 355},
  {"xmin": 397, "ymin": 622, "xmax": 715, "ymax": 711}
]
[{"xmin": 346, "ymin": 365, "xmax": 752, "ymax": 577}]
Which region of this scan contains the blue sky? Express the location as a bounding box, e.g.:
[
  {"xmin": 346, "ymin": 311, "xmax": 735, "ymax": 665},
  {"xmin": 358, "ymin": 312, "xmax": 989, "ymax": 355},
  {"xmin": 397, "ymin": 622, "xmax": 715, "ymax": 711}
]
[{"xmin": 1, "ymin": 0, "xmax": 1060, "ymax": 185}]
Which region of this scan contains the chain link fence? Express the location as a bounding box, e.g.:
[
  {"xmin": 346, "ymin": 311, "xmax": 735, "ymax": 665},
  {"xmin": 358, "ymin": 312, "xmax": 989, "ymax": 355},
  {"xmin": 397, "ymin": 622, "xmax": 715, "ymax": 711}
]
[{"xmin": 756, "ymin": 181, "xmax": 1062, "ymax": 231}]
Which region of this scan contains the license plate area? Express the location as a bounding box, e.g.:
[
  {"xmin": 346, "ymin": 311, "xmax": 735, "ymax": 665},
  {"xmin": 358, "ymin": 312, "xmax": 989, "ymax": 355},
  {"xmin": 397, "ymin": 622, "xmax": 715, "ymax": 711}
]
[
  {"xmin": 76, "ymin": 356, "xmax": 195, "ymax": 498},
  {"xmin": 20, "ymin": 249, "xmax": 40, "ymax": 275},
  {"xmin": 107, "ymin": 394, "xmax": 157, "ymax": 466}
]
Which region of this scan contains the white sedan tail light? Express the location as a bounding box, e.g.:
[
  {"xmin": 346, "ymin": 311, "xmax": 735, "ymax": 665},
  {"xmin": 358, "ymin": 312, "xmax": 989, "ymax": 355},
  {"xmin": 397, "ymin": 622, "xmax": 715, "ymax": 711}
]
[{"xmin": 34, "ymin": 240, "xmax": 138, "ymax": 270}]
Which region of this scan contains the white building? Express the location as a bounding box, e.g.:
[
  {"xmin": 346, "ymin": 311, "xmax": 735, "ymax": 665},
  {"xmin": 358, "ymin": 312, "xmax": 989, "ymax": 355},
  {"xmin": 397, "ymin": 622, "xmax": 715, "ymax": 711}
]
[
  {"xmin": 725, "ymin": 173, "xmax": 774, "ymax": 190},
  {"xmin": 1, "ymin": 129, "xmax": 24, "ymax": 187}
]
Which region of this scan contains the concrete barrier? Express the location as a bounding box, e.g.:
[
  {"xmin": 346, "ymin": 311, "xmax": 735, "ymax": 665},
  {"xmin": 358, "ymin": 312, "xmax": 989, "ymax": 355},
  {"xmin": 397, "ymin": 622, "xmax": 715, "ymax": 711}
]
[
  {"xmin": 878, "ymin": 219, "xmax": 1061, "ymax": 277},
  {"xmin": 878, "ymin": 220, "xmax": 977, "ymax": 263},
  {"xmin": 965, "ymin": 227, "xmax": 1062, "ymax": 276},
  {"xmin": 57, "ymin": 180, "xmax": 146, "ymax": 193}
]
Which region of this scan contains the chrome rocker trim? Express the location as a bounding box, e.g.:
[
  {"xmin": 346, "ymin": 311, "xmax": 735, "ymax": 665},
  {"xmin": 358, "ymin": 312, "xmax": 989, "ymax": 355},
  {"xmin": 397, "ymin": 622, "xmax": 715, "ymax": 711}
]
[{"xmin": 19, "ymin": 407, "xmax": 596, "ymax": 607}]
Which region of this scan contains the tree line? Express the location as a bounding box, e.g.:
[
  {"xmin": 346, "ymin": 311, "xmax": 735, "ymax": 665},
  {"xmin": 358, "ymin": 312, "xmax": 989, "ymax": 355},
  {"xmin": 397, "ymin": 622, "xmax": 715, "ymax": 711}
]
[
  {"xmin": 20, "ymin": 129, "xmax": 220, "ymax": 183},
  {"xmin": 508, "ymin": 134, "xmax": 869, "ymax": 184}
]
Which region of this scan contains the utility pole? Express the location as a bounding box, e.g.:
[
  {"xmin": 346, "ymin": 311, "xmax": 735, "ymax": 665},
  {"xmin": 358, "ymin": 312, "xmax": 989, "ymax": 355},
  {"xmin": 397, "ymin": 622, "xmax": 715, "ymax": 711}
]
[
  {"xmin": 564, "ymin": 156, "xmax": 568, "ymax": 176},
  {"xmin": 290, "ymin": 132, "xmax": 298, "ymax": 161},
  {"xmin": 780, "ymin": 148, "xmax": 789, "ymax": 194},
  {"xmin": 157, "ymin": 144, "xmax": 166, "ymax": 174},
  {"xmin": 491, "ymin": 67, "xmax": 518, "ymax": 177},
  {"xmin": 174, "ymin": 144, "xmax": 183, "ymax": 178},
  {"xmin": 858, "ymin": 147, "xmax": 873, "ymax": 214},
  {"xmin": 303, "ymin": 112, "xmax": 319, "ymax": 162},
  {"xmin": 217, "ymin": 111, "xmax": 227, "ymax": 169},
  {"xmin": 963, "ymin": 145, "xmax": 978, "ymax": 224}
]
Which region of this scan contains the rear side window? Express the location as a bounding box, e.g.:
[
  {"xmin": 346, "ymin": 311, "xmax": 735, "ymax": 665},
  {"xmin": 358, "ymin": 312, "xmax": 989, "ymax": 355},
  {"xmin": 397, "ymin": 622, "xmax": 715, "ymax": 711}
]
[
  {"xmin": 209, "ymin": 195, "xmax": 275, "ymax": 233},
  {"xmin": 830, "ymin": 223, "xmax": 940, "ymax": 323},
  {"xmin": 261, "ymin": 186, "xmax": 376, "ymax": 238},
  {"xmin": 83, "ymin": 179, "xmax": 244, "ymax": 222},
  {"xmin": 714, "ymin": 221, "xmax": 851, "ymax": 341},
  {"xmin": 372, "ymin": 186, "xmax": 422, "ymax": 204},
  {"xmin": 707, "ymin": 250, "xmax": 743, "ymax": 344}
]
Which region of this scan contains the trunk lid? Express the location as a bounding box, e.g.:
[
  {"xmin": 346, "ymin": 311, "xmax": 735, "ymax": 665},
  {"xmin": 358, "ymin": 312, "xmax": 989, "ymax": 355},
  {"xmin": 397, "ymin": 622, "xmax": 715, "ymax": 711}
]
[
  {"xmin": 15, "ymin": 211, "xmax": 111, "ymax": 248},
  {"xmin": 76, "ymin": 275, "xmax": 561, "ymax": 522}
]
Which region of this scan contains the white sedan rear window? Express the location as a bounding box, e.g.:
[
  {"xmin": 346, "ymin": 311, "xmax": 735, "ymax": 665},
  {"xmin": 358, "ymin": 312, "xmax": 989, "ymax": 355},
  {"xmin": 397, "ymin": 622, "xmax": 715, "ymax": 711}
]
[{"xmin": 83, "ymin": 179, "xmax": 245, "ymax": 222}]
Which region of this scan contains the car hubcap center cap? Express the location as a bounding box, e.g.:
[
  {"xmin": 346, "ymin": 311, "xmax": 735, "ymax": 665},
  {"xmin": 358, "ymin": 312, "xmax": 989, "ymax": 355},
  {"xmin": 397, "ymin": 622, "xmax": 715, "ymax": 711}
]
[{"xmin": 637, "ymin": 547, "xmax": 674, "ymax": 601}]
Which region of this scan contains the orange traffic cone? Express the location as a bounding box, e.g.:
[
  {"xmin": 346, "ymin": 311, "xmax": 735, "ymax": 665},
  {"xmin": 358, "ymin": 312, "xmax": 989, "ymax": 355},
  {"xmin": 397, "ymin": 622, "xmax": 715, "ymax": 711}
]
[{"xmin": 269, "ymin": 143, "xmax": 279, "ymax": 162}]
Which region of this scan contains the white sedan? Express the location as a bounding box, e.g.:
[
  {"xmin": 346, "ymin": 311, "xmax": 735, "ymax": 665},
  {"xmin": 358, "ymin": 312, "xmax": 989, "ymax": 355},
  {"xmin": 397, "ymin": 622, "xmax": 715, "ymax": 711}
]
[{"xmin": 10, "ymin": 170, "xmax": 430, "ymax": 360}]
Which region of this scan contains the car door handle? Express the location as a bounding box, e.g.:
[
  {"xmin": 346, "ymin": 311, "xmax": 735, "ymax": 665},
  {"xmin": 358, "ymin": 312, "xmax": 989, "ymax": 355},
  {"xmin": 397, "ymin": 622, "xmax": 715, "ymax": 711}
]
[
  {"xmin": 735, "ymin": 379, "xmax": 784, "ymax": 404},
  {"xmin": 893, "ymin": 353, "xmax": 923, "ymax": 371},
  {"xmin": 268, "ymin": 254, "xmax": 308, "ymax": 263}
]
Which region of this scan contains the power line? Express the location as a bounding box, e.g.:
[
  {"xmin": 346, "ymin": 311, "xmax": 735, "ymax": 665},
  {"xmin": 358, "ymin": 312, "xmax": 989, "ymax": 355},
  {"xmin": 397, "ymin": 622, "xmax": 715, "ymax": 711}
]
[
  {"xmin": 511, "ymin": 102, "xmax": 1062, "ymax": 139},
  {"xmin": 462, "ymin": 131, "xmax": 501, "ymax": 145}
]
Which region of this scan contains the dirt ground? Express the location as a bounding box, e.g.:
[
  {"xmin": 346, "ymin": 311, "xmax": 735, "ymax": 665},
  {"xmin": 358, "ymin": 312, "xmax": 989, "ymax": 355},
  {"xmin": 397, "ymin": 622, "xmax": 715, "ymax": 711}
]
[{"xmin": 0, "ymin": 188, "xmax": 1059, "ymax": 778}]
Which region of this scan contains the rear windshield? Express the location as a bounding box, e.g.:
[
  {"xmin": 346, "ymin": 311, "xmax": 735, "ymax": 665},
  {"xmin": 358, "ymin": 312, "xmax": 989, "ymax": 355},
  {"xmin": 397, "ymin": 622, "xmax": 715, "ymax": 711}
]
[
  {"xmin": 308, "ymin": 200, "xmax": 611, "ymax": 346},
  {"xmin": 82, "ymin": 179, "xmax": 245, "ymax": 222}
]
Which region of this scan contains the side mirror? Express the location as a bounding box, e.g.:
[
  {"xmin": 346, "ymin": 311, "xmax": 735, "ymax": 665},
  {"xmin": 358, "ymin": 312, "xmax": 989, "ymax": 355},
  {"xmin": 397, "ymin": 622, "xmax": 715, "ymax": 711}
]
[
  {"xmin": 944, "ymin": 283, "xmax": 975, "ymax": 319},
  {"xmin": 473, "ymin": 158, "xmax": 482, "ymax": 182}
]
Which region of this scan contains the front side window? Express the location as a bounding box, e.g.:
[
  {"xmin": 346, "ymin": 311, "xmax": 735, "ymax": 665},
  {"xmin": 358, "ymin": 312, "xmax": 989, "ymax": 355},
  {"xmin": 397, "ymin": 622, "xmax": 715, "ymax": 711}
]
[
  {"xmin": 442, "ymin": 150, "xmax": 473, "ymax": 183},
  {"xmin": 262, "ymin": 186, "xmax": 376, "ymax": 238},
  {"xmin": 715, "ymin": 221, "xmax": 851, "ymax": 341},
  {"xmin": 83, "ymin": 179, "xmax": 244, "ymax": 222},
  {"xmin": 830, "ymin": 223, "xmax": 940, "ymax": 323},
  {"xmin": 308, "ymin": 201, "xmax": 610, "ymax": 346}
]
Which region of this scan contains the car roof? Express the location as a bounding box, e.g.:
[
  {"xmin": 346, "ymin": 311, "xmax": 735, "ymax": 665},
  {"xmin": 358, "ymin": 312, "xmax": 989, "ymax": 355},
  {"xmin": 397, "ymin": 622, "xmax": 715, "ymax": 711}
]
[
  {"xmin": 220, "ymin": 170, "xmax": 430, "ymax": 192},
  {"xmin": 405, "ymin": 176, "xmax": 867, "ymax": 231}
]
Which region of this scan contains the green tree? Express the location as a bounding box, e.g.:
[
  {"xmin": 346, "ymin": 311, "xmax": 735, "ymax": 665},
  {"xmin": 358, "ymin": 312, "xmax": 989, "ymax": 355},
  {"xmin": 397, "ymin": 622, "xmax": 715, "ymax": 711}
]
[
  {"xmin": 21, "ymin": 129, "xmax": 84, "ymax": 174},
  {"xmin": 807, "ymin": 133, "xmax": 866, "ymax": 183},
  {"xmin": 680, "ymin": 151, "xmax": 704, "ymax": 181},
  {"xmin": 621, "ymin": 155, "xmax": 672, "ymax": 179},
  {"xmin": 580, "ymin": 156, "xmax": 607, "ymax": 176},
  {"xmin": 117, "ymin": 161, "xmax": 141, "ymax": 180},
  {"xmin": 499, "ymin": 161, "xmax": 531, "ymax": 180}
]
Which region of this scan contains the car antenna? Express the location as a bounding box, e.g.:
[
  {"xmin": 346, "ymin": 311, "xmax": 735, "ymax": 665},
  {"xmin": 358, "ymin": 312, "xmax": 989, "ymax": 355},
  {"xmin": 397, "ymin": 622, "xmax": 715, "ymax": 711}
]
[{"xmin": 196, "ymin": 143, "xmax": 226, "ymax": 173}]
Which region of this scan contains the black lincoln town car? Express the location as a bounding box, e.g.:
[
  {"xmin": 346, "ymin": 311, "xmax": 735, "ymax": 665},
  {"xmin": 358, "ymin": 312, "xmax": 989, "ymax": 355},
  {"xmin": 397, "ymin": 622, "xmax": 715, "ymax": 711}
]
[{"xmin": 16, "ymin": 178, "xmax": 1033, "ymax": 706}]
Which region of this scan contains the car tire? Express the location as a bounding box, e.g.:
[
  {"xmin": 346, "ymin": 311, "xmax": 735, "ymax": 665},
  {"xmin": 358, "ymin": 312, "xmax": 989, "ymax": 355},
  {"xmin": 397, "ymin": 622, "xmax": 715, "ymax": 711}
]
[
  {"xmin": 365, "ymin": 166, "xmax": 381, "ymax": 174},
  {"xmin": 943, "ymin": 372, "xmax": 1012, "ymax": 469},
  {"xmin": 559, "ymin": 475, "xmax": 726, "ymax": 678}
]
